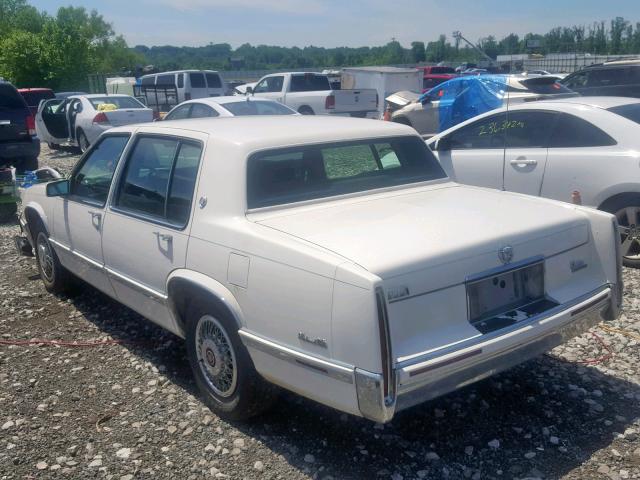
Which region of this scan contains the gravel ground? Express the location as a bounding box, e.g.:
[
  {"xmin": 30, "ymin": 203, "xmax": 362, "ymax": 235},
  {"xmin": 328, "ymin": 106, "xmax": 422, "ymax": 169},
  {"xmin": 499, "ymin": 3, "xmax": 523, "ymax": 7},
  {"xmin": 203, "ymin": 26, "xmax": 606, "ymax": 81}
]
[{"xmin": 1, "ymin": 146, "xmax": 639, "ymax": 480}]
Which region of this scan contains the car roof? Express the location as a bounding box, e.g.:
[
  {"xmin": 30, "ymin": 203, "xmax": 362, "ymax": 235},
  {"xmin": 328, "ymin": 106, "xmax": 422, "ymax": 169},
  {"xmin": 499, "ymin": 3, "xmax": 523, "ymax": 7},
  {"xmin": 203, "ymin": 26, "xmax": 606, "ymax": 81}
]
[
  {"xmin": 18, "ymin": 88, "xmax": 53, "ymax": 92},
  {"xmin": 182, "ymin": 96, "xmax": 289, "ymax": 106},
  {"xmin": 74, "ymin": 94, "xmax": 134, "ymax": 99},
  {"xmin": 518, "ymin": 96, "xmax": 640, "ymax": 110},
  {"xmin": 110, "ymin": 116, "xmax": 415, "ymax": 149},
  {"xmin": 141, "ymin": 70, "xmax": 220, "ymax": 76}
]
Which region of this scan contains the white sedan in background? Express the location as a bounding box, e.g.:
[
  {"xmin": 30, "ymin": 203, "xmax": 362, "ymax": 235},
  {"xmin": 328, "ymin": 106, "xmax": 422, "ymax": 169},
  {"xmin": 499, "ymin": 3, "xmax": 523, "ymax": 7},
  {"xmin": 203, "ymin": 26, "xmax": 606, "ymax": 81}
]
[
  {"xmin": 427, "ymin": 97, "xmax": 640, "ymax": 266},
  {"xmin": 162, "ymin": 96, "xmax": 297, "ymax": 121},
  {"xmin": 36, "ymin": 94, "xmax": 153, "ymax": 153}
]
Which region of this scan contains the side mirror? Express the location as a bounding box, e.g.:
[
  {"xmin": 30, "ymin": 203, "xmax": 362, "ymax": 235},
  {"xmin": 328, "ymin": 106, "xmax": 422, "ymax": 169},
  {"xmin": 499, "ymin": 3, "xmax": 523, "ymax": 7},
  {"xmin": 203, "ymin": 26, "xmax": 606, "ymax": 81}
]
[
  {"xmin": 435, "ymin": 137, "xmax": 451, "ymax": 152},
  {"xmin": 245, "ymin": 86, "xmax": 253, "ymax": 94},
  {"xmin": 46, "ymin": 179, "xmax": 70, "ymax": 197}
]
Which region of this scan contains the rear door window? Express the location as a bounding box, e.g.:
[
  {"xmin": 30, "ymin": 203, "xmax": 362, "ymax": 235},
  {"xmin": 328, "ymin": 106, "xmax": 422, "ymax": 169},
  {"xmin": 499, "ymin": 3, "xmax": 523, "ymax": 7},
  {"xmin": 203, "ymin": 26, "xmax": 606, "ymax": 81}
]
[
  {"xmin": 205, "ymin": 73, "xmax": 222, "ymax": 89},
  {"xmin": 141, "ymin": 76, "xmax": 155, "ymax": 86},
  {"xmin": 165, "ymin": 104, "xmax": 191, "ymax": 120},
  {"xmin": 289, "ymin": 74, "xmax": 331, "ymax": 92},
  {"xmin": 504, "ymin": 111, "xmax": 557, "ymax": 148},
  {"xmin": 190, "ymin": 73, "xmax": 206, "ymax": 88},
  {"xmin": 549, "ymin": 113, "xmax": 617, "ymax": 148},
  {"xmin": 190, "ymin": 103, "xmax": 218, "ymax": 118}
]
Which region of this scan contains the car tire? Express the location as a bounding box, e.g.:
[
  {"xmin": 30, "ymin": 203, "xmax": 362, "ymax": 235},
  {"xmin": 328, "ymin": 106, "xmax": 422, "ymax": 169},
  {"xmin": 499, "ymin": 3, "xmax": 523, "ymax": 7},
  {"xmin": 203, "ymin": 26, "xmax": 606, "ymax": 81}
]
[
  {"xmin": 601, "ymin": 194, "xmax": 640, "ymax": 268},
  {"xmin": 33, "ymin": 227, "xmax": 72, "ymax": 294},
  {"xmin": 298, "ymin": 106, "xmax": 315, "ymax": 115},
  {"xmin": 77, "ymin": 129, "xmax": 90, "ymax": 154},
  {"xmin": 47, "ymin": 142, "xmax": 60, "ymax": 150},
  {"xmin": 185, "ymin": 303, "xmax": 278, "ymax": 421},
  {"xmin": 0, "ymin": 202, "xmax": 17, "ymax": 224}
]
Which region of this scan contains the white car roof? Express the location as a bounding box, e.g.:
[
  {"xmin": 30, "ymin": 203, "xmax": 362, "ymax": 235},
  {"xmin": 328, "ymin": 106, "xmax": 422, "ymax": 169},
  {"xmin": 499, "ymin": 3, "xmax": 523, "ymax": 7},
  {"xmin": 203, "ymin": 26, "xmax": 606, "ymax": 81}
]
[
  {"xmin": 531, "ymin": 96, "xmax": 640, "ymax": 109},
  {"xmin": 111, "ymin": 116, "xmax": 415, "ymax": 150},
  {"xmin": 73, "ymin": 94, "xmax": 134, "ymax": 99},
  {"xmin": 182, "ymin": 96, "xmax": 289, "ymax": 106}
]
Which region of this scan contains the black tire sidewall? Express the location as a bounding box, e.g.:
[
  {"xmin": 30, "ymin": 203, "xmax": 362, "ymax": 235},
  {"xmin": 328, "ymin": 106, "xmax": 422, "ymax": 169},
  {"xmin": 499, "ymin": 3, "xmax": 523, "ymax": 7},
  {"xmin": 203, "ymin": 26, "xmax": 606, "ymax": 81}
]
[
  {"xmin": 77, "ymin": 130, "xmax": 89, "ymax": 153},
  {"xmin": 185, "ymin": 306, "xmax": 263, "ymax": 419},
  {"xmin": 34, "ymin": 231, "xmax": 58, "ymax": 292},
  {"xmin": 601, "ymin": 196, "xmax": 640, "ymax": 268}
]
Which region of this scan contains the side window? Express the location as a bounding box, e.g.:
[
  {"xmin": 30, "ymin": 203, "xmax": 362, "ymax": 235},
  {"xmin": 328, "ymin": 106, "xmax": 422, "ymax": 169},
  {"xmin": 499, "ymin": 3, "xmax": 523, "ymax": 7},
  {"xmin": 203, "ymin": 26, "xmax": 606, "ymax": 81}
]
[
  {"xmin": 564, "ymin": 71, "xmax": 588, "ymax": 89},
  {"xmin": 503, "ymin": 111, "xmax": 557, "ymax": 148},
  {"xmin": 177, "ymin": 73, "xmax": 184, "ymax": 89},
  {"xmin": 190, "ymin": 73, "xmax": 206, "ymax": 88},
  {"xmin": 115, "ymin": 136, "xmax": 202, "ymax": 227},
  {"xmin": 549, "ymin": 114, "xmax": 617, "ymax": 148},
  {"xmin": 190, "ymin": 103, "xmax": 218, "ymax": 118},
  {"xmin": 157, "ymin": 74, "xmax": 175, "ymax": 86},
  {"xmin": 254, "ymin": 76, "xmax": 283, "ymax": 93},
  {"xmin": 447, "ymin": 113, "xmax": 507, "ymax": 150},
  {"xmin": 165, "ymin": 104, "xmax": 191, "ymax": 121},
  {"xmin": 205, "ymin": 73, "xmax": 222, "ymax": 89},
  {"xmin": 70, "ymin": 135, "xmax": 130, "ymax": 205}
]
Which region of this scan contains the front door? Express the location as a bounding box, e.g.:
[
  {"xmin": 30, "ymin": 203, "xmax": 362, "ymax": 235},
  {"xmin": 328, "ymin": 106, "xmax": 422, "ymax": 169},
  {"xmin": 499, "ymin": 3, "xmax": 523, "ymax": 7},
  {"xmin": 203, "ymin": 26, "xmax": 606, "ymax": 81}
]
[
  {"xmin": 502, "ymin": 110, "xmax": 557, "ymax": 196},
  {"xmin": 252, "ymin": 76, "xmax": 285, "ymax": 103},
  {"xmin": 102, "ymin": 133, "xmax": 204, "ymax": 331},
  {"xmin": 50, "ymin": 134, "xmax": 131, "ymax": 295},
  {"xmin": 435, "ymin": 111, "xmax": 507, "ymax": 190}
]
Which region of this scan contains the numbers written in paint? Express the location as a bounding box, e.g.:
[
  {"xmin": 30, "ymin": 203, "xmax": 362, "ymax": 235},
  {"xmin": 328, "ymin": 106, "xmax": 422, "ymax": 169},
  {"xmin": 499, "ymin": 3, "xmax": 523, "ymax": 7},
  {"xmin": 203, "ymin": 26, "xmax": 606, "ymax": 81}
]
[{"xmin": 478, "ymin": 120, "xmax": 525, "ymax": 136}]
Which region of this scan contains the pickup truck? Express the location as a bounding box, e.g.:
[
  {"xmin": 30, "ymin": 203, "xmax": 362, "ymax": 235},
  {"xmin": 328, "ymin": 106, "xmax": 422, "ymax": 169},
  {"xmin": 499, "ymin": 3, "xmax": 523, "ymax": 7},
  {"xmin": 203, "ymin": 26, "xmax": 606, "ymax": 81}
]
[
  {"xmin": 248, "ymin": 72, "xmax": 378, "ymax": 118},
  {"xmin": 418, "ymin": 66, "xmax": 457, "ymax": 92}
]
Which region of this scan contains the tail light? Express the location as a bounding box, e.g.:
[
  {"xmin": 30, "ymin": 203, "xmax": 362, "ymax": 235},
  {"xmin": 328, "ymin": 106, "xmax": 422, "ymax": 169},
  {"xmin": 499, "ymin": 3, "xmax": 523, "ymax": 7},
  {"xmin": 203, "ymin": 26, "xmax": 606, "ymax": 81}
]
[
  {"xmin": 325, "ymin": 95, "xmax": 335, "ymax": 110},
  {"xmin": 375, "ymin": 288, "xmax": 395, "ymax": 401},
  {"xmin": 92, "ymin": 112, "xmax": 110, "ymax": 125},
  {"xmin": 25, "ymin": 115, "xmax": 36, "ymax": 136},
  {"xmin": 185, "ymin": 92, "xmax": 192, "ymax": 101}
]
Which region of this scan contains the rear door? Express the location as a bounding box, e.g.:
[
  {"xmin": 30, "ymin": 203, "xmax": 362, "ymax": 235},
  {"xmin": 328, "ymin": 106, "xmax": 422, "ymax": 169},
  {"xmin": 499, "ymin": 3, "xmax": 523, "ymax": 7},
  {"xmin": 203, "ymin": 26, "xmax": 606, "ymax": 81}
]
[
  {"xmin": 502, "ymin": 110, "xmax": 557, "ymax": 196},
  {"xmin": 434, "ymin": 112, "xmax": 506, "ymax": 190},
  {"xmin": 188, "ymin": 72, "xmax": 208, "ymax": 99},
  {"xmin": 205, "ymin": 72, "xmax": 224, "ymax": 96}
]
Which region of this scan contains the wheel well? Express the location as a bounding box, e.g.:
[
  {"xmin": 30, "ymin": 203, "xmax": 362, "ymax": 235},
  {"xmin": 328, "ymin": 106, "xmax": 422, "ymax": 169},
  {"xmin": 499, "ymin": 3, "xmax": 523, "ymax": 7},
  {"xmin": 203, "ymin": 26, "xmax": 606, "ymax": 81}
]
[
  {"xmin": 298, "ymin": 106, "xmax": 314, "ymax": 114},
  {"xmin": 167, "ymin": 278, "xmax": 241, "ymax": 335},
  {"xmin": 24, "ymin": 207, "xmax": 46, "ymax": 239},
  {"xmin": 75, "ymin": 127, "xmax": 84, "ymax": 141},
  {"xmin": 598, "ymin": 192, "xmax": 640, "ymax": 213}
]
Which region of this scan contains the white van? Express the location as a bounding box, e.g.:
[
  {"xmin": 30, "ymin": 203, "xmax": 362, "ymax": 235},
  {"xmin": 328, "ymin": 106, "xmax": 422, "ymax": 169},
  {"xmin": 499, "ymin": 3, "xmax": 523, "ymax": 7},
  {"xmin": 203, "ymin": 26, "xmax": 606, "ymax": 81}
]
[{"xmin": 139, "ymin": 70, "xmax": 227, "ymax": 110}]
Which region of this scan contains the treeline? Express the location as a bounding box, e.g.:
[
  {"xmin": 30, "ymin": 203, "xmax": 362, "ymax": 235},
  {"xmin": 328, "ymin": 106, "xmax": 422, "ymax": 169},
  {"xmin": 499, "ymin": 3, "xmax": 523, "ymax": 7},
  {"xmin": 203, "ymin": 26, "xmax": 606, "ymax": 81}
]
[
  {"xmin": 0, "ymin": 0, "xmax": 141, "ymax": 89},
  {"xmin": 138, "ymin": 17, "xmax": 640, "ymax": 71}
]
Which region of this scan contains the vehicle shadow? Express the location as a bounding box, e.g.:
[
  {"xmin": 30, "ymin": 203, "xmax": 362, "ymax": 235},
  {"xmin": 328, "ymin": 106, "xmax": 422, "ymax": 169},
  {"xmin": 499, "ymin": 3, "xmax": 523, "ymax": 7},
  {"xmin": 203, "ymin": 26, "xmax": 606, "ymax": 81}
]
[{"xmin": 64, "ymin": 283, "xmax": 639, "ymax": 480}]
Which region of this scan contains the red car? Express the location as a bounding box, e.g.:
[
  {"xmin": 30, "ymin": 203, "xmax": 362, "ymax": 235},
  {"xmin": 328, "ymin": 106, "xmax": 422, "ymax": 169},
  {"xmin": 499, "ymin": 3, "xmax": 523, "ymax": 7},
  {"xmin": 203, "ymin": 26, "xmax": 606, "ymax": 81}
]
[
  {"xmin": 18, "ymin": 88, "xmax": 55, "ymax": 116},
  {"xmin": 417, "ymin": 66, "xmax": 457, "ymax": 92}
]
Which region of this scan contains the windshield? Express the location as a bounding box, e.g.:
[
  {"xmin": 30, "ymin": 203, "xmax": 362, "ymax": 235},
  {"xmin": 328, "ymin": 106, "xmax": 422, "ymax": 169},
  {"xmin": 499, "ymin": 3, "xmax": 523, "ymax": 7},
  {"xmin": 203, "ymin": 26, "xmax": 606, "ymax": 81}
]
[
  {"xmin": 88, "ymin": 96, "xmax": 145, "ymax": 109},
  {"xmin": 247, "ymin": 136, "xmax": 447, "ymax": 209},
  {"xmin": 608, "ymin": 103, "xmax": 640, "ymax": 124},
  {"xmin": 222, "ymin": 100, "xmax": 295, "ymax": 116}
]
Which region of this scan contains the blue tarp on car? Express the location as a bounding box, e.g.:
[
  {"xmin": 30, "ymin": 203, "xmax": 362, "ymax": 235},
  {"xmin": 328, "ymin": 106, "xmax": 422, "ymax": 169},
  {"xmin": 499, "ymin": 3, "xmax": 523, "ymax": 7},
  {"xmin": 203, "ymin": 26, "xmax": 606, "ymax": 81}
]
[{"xmin": 419, "ymin": 75, "xmax": 508, "ymax": 132}]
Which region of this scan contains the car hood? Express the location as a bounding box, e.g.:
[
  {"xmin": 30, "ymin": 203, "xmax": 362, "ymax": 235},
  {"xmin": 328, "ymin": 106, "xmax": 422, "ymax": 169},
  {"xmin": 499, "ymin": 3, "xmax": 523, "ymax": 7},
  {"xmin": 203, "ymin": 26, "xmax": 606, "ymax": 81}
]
[{"xmin": 254, "ymin": 184, "xmax": 589, "ymax": 279}]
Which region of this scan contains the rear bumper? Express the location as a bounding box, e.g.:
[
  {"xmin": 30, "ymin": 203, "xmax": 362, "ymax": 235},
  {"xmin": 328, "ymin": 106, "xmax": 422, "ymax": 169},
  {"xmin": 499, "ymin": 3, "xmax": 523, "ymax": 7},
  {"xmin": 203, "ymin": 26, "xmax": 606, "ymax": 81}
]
[
  {"xmin": 0, "ymin": 138, "xmax": 40, "ymax": 162},
  {"xmin": 355, "ymin": 284, "xmax": 615, "ymax": 423}
]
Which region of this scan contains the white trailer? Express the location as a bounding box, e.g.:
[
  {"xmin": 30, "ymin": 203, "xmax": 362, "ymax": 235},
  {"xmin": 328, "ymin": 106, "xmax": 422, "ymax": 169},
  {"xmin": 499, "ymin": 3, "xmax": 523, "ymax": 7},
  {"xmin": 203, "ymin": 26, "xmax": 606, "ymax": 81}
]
[{"xmin": 340, "ymin": 66, "xmax": 422, "ymax": 117}]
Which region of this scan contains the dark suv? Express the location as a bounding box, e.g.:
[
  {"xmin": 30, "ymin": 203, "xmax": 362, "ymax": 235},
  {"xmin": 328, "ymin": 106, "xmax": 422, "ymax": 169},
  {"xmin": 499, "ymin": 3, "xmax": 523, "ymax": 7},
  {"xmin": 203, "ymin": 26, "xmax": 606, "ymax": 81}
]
[
  {"xmin": 561, "ymin": 59, "xmax": 640, "ymax": 98},
  {"xmin": 0, "ymin": 82, "xmax": 40, "ymax": 172}
]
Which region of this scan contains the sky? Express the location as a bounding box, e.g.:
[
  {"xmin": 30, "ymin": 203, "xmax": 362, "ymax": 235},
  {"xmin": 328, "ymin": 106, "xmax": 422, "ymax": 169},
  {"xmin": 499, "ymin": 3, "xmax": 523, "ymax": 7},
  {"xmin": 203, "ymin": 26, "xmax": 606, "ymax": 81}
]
[{"xmin": 29, "ymin": 0, "xmax": 640, "ymax": 48}]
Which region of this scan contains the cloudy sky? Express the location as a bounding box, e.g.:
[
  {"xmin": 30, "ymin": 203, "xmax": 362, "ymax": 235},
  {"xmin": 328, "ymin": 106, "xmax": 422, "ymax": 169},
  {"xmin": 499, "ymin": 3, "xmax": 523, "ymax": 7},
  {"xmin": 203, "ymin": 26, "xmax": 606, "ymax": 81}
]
[{"xmin": 30, "ymin": 0, "xmax": 640, "ymax": 48}]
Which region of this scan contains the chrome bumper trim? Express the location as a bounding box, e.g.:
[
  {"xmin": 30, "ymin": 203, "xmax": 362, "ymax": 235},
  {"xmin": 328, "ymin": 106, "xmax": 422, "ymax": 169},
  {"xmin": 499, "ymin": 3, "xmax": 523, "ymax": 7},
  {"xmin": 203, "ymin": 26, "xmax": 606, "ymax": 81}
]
[{"xmin": 239, "ymin": 330, "xmax": 354, "ymax": 385}]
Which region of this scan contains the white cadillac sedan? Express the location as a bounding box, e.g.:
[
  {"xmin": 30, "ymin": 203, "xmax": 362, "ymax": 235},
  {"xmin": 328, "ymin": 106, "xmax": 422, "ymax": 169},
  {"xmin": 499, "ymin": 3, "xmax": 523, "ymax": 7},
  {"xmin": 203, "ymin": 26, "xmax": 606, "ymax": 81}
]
[
  {"xmin": 162, "ymin": 96, "xmax": 297, "ymax": 121},
  {"xmin": 428, "ymin": 97, "xmax": 640, "ymax": 267},
  {"xmin": 18, "ymin": 116, "xmax": 621, "ymax": 423}
]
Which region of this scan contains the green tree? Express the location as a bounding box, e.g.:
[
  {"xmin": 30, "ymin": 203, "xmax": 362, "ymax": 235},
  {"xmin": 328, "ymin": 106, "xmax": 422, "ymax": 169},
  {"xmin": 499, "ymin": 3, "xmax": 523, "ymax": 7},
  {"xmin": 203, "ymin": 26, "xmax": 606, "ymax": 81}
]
[{"xmin": 410, "ymin": 41, "xmax": 426, "ymax": 63}]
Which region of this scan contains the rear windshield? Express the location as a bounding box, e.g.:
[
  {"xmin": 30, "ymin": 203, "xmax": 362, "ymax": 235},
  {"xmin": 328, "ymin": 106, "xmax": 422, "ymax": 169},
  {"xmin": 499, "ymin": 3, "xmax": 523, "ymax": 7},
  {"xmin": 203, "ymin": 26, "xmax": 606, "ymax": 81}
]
[
  {"xmin": 247, "ymin": 136, "xmax": 447, "ymax": 209},
  {"xmin": 516, "ymin": 78, "xmax": 574, "ymax": 94},
  {"xmin": 222, "ymin": 100, "xmax": 294, "ymax": 116},
  {"xmin": 20, "ymin": 90, "xmax": 54, "ymax": 106},
  {"xmin": 88, "ymin": 96, "xmax": 145, "ymax": 109},
  {"xmin": 608, "ymin": 103, "xmax": 640, "ymax": 124},
  {"xmin": 429, "ymin": 67, "xmax": 456, "ymax": 74},
  {"xmin": 0, "ymin": 84, "xmax": 28, "ymax": 109},
  {"xmin": 289, "ymin": 74, "xmax": 331, "ymax": 92}
]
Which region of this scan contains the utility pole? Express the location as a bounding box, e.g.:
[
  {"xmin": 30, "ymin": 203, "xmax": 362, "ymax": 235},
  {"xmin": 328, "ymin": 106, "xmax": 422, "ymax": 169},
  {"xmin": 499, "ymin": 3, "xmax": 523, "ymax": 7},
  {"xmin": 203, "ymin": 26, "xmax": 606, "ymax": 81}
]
[{"xmin": 452, "ymin": 30, "xmax": 494, "ymax": 64}]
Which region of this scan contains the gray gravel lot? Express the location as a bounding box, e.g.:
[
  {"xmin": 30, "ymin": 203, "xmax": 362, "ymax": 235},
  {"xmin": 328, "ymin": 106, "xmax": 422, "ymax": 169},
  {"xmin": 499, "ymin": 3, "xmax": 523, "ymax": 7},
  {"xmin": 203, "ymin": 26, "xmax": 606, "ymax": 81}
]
[{"xmin": 0, "ymin": 146, "xmax": 639, "ymax": 480}]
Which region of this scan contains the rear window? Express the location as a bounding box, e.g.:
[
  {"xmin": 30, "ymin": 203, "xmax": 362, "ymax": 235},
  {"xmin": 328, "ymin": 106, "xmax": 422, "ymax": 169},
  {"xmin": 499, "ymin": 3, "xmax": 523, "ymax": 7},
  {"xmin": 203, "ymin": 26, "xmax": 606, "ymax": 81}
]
[
  {"xmin": 205, "ymin": 73, "xmax": 222, "ymax": 89},
  {"xmin": 429, "ymin": 67, "xmax": 456, "ymax": 74},
  {"xmin": 20, "ymin": 90, "xmax": 54, "ymax": 107},
  {"xmin": 156, "ymin": 74, "xmax": 175, "ymax": 86},
  {"xmin": 222, "ymin": 100, "xmax": 294, "ymax": 116},
  {"xmin": 608, "ymin": 103, "xmax": 640, "ymax": 124},
  {"xmin": 88, "ymin": 96, "xmax": 145, "ymax": 109},
  {"xmin": 247, "ymin": 136, "xmax": 446, "ymax": 209},
  {"xmin": 289, "ymin": 74, "xmax": 331, "ymax": 92},
  {"xmin": 141, "ymin": 76, "xmax": 155, "ymax": 86},
  {"xmin": 190, "ymin": 73, "xmax": 206, "ymax": 88},
  {"xmin": 0, "ymin": 84, "xmax": 28, "ymax": 109}
]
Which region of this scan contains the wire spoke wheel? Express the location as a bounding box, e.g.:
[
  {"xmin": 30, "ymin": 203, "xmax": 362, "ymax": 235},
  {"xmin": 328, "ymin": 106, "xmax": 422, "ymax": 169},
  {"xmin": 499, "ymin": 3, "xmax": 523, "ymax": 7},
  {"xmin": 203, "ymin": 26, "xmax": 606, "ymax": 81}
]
[
  {"xmin": 36, "ymin": 234, "xmax": 55, "ymax": 282},
  {"xmin": 616, "ymin": 206, "xmax": 640, "ymax": 261},
  {"xmin": 195, "ymin": 315, "xmax": 237, "ymax": 398}
]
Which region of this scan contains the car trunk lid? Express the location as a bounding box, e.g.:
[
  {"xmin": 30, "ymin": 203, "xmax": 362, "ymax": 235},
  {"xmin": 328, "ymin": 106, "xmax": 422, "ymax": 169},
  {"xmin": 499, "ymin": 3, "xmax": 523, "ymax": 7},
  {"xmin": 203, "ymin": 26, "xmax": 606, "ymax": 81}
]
[{"xmin": 101, "ymin": 108, "xmax": 153, "ymax": 127}]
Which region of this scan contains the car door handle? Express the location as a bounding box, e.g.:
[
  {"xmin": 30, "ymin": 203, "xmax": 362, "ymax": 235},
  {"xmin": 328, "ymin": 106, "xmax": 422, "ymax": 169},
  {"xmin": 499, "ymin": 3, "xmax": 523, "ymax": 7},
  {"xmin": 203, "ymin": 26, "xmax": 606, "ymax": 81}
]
[
  {"xmin": 153, "ymin": 231, "xmax": 173, "ymax": 242},
  {"xmin": 88, "ymin": 210, "xmax": 102, "ymax": 229},
  {"xmin": 510, "ymin": 158, "xmax": 538, "ymax": 166}
]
